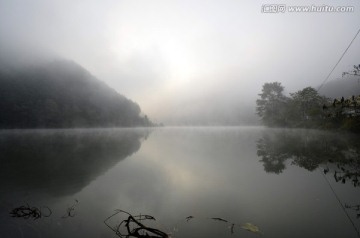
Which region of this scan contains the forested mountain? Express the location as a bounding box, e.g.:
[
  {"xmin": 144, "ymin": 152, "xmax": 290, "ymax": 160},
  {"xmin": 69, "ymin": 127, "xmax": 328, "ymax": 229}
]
[{"xmin": 0, "ymin": 59, "xmax": 152, "ymax": 128}]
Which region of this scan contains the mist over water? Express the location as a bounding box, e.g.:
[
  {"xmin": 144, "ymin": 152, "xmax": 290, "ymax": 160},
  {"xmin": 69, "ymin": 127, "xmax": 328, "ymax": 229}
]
[
  {"xmin": 1, "ymin": 1, "xmax": 360, "ymax": 237},
  {"xmin": 1, "ymin": 127, "xmax": 359, "ymax": 238}
]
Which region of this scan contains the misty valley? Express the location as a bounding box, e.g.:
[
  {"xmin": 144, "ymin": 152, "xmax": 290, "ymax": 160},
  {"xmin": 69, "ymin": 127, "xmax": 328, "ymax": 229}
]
[
  {"xmin": 0, "ymin": 42, "xmax": 359, "ymax": 238},
  {"xmin": 1, "ymin": 127, "xmax": 360, "ymax": 238},
  {"xmin": 1, "ymin": 1, "xmax": 360, "ymax": 237}
]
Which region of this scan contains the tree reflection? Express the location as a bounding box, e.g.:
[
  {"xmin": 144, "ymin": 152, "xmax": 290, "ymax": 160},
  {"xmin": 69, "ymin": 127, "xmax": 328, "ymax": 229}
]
[
  {"xmin": 256, "ymin": 135, "xmax": 288, "ymax": 174},
  {"xmin": 256, "ymin": 129, "xmax": 360, "ymax": 174},
  {"xmin": 0, "ymin": 129, "xmax": 150, "ymax": 197},
  {"xmin": 257, "ymin": 129, "xmax": 360, "ymax": 220}
]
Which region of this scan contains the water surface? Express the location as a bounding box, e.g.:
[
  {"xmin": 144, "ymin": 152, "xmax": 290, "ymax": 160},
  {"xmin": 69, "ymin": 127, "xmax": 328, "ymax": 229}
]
[{"xmin": 0, "ymin": 127, "xmax": 359, "ymax": 238}]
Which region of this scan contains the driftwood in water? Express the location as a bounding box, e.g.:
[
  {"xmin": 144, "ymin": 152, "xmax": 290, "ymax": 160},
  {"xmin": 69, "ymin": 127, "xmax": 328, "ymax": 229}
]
[
  {"xmin": 104, "ymin": 210, "xmax": 169, "ymax": 238},
  {"xmin": 10, "ymin": 204, "xmax": 52, "ymax": 220}
]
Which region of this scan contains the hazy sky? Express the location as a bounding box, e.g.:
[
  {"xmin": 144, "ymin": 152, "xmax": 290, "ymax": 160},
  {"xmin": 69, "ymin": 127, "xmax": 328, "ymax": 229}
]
[{"xmin": 0, "ymin": 0, "xmax": 360, "ymax": 124}]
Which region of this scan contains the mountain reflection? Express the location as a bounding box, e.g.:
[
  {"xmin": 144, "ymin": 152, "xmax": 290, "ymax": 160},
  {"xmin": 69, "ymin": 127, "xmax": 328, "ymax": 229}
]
[
  {"xmin": 256, "ymin": 129, "xmax": 360, "ymax": 175},
  {"xmin": 0, "ymin": 129, "xmax": 150, "ymax": 197}
]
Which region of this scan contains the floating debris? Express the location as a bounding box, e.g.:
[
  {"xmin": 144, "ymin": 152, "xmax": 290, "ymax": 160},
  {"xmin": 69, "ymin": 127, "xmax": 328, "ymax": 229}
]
[
  {"xmin": 10, "ymin": 204, "xmax": 52, "ymax": 220},
  {"xmin": 104, "ymin": 210, "xmax": 169, "ymax": 238},
  {"xmin": 229, "ymin": 223, "xmax": 235, "ymax": 234},
  {"xmin": 62, "ymin": 199, "xmax": 79, "ymax": 218},
  {"xmin": 210, "ymin": 217, "xmax": 228, "ymax": 223},
  {"xmin": 185, "ymin": 216, "xmax": 194, "ymax": 222},
  {"xmin": 241, "ymin": 223, "xmax": 263, "ymax": 235}
]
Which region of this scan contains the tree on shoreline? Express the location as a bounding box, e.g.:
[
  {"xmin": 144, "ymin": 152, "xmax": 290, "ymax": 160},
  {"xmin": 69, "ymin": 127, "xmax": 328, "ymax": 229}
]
[
  {"xmin": 288, "ymin": 87, "xmax": 329, "ymax": 127},
  {"xmin": 256, "ymin": 82, "xmax": 288, "ymax": 127},
  {"xmin": 255, "ymin": 81, "xmax": 360, "ymax": 130}
]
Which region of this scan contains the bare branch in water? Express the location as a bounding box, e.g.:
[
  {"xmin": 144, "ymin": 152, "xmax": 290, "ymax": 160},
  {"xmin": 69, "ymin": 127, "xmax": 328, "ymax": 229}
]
[
  {"xmin": 10, "ymin": 204, "xmax": 52, "ymax": 220},
  {"xmin": 104, "ymin": 210, "xmax": 169, "ymax": 238},
  {"xmin": 230, "ymin": 223, "xmax": 235, "ymax": 234},
  {"xmin": 210, "ymin": 217, "xmax": 228, "ymax": 223},
  {"xmin": 62, "ymin": 199, "xmax": 79, "ymax": 218}
]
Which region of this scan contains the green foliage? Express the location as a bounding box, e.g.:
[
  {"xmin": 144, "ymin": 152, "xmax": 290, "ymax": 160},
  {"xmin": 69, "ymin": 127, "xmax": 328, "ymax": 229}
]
[
  {"xmin": 340, "ymin": 118, "xmax": 360, "ymax": 133},
  {"xmin": 256, "ymin": 82, "xmax": 288, "ymax": 127},
  {"xmin": 0, "ymin": 60, "xmax": 153, "ymax": 128},
  {"xmin": 256, "ymin": 82, "xmax": 360, "ymax": 132},
  {"xmin": 288, "ymin": 87, "xmax": 329, "ymax": 127}
]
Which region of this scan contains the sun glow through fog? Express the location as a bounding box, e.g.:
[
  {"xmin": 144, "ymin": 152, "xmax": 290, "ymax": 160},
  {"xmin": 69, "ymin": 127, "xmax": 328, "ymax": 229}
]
[{"xmin": 110, "ymin": 27, "xmax": 197, "ymax": 86}]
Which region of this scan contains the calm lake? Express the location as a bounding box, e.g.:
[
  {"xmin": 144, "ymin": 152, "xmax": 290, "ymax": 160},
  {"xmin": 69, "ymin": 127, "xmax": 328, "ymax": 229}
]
[{"xmin": 0, "ymin": 127, "xmax": 359, "ymax": 238}]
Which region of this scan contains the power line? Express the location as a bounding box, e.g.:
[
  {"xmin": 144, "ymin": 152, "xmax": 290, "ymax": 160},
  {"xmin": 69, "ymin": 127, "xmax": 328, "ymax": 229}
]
[
  {"xmin": 320, "ymin": 171, "xmax": 360, "ymax": 238},
  {"xmin": 317, "ymin": 27, "xmax": 360, "ymax": 92}
]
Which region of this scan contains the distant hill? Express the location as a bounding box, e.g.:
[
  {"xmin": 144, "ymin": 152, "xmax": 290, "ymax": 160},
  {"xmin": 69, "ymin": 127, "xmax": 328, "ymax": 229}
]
[
  {"xmin": 0, "ymin": 59, "xmax": 152, "ymax": 128},
  {"xmin": 319, "ymin": 77, "xmax": 360, "ymax": 98}
]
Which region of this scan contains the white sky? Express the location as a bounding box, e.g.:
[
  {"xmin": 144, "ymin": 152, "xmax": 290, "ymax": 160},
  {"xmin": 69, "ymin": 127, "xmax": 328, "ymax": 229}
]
[{"xmin": 0, "ymin": 0, "xmax": 360, "ymax": 124}]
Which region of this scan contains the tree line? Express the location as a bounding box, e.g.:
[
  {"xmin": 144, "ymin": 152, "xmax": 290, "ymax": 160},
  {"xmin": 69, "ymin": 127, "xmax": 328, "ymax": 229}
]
[{"xmin": 256, "ymin": 82, "xmax": 360, "ymax": 132}]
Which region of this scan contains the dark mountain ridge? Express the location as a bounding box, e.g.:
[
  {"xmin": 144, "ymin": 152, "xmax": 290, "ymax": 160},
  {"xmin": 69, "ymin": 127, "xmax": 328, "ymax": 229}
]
[{"xmin": 0, "ymin": 59, "xmax": 152, "ymax": 128}]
